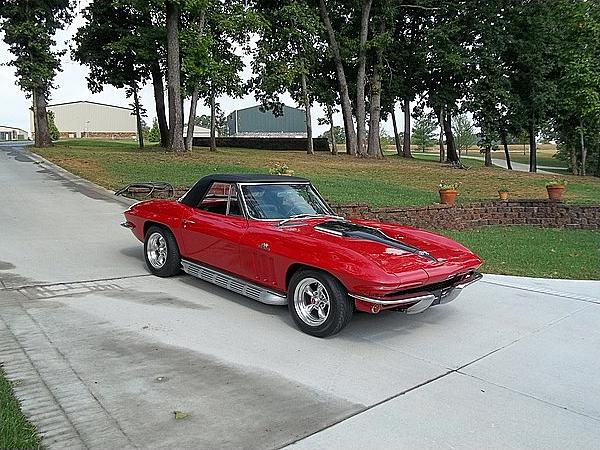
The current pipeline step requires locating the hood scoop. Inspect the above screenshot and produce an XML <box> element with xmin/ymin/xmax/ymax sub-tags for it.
<box><xmin>315</xmin><ymin>221</ymin><xmax>437</xmax><ymax>262</ymax></box>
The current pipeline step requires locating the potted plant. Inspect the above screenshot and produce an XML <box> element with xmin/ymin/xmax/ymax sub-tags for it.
<box><xmin>438</xmin><ymin>181</ymin><xmax>461</xmax><ymax>205</ymax></box>
<box><xmin>545</xmin><ymin>179</ymin><xmax>567</xmax><ymax>200</ymax></box>
<box><xmin>498</xmin><ymin>186</ymin><xmax>509</xmax><ymax>201</ymax></box>
<box><xmin>269</xmin><ymin>162</ymin><xmax>294</xmax><ymax>176</ymax></box>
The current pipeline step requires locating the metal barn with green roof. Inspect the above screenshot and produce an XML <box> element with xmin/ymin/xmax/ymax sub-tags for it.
<box><xmin>226</xmin><ymin>105</ymin><xmax>306</xmax><ymax>137</ymax></box>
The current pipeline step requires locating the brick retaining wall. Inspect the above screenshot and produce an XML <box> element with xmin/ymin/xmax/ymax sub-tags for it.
<box><xmin>331</xmin><ymin>200</ymin><xmax>600</xmax><ymax>230</ymax></box>
<box><xmin>120</xmin><ymin>187</ymin><xmax>599</xmax><ymax>230</ymax></box>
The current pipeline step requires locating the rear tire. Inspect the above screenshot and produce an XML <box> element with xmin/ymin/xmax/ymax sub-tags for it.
<box><xmin>144</xmin><ymin>225</ymin><xmax>181</xmax><ymax>277</ymax></box>
<box><xmin>288</xmin><ymin>269</ymin><xmax>353</xmax><ymax>337</ymax></box>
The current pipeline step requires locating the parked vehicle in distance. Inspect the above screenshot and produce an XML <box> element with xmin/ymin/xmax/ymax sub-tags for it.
<box><xmin>122</xmin><ymin>174</ymin><xmax>482</xmax><ymax>337</ymax></box>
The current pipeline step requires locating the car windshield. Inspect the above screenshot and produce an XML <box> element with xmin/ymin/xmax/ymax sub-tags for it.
<box><xmin>240</xmin><ymin>183</ymin><xmax>332</xmax><ymax>220</ymax></box>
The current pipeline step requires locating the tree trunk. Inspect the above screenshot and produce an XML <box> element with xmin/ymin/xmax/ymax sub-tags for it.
<box><xmin>391</xmin><ymin>105</ymin><xmax>401</xmax><ymax>155</ymax></box>
<box><xmin>367</xmin><ymin>30</ymin><xmax>383</xmax><ymax>159</ymax></box>
<box><xmin>402</xmin><ymin>97</ymin><xmax>412</xmax><ymax>158</ymax></box>
<box><xmin>443</xmin><ymin>111</ymin><xmax>460</xmax><ymax>163</ymax></box>
<box><xmin>438</xmin><ymin>107</ymin><xmax>445</xmax><ymax>162</ymax></box>
<box><xmin>355</xmin><ymin>0</ymin><xmax>374</xmax><ymax>157</ymax></box>
<box><xmin>184</xmin><ymin>10</ymin><xmax>206</xmax><ymax>152</ymax></box>
<box><xmin>132</xmin><ymin>86</ymin><xmax>144</xmax><ymax>149</ymax></box>
<box><xmin>528</xmin><ymin>121</ymin><xmax>537</xmax><ymax>173</ymax></box>
<box><xmin>327</xmin><ymin>104</ymin><xmax>337</xmax><ymax>155</ymax></box>
<box><xmin>570</xmin><ymin>147</ymin><xmax>577</xmax><ymax>175</ymax></box>
<box><xmin>33</xmin><ymin>86</ymin><xmax>52</xmax><ymax>148</ymax></box>
<box><xmin>209</xmin><ymin>88</ymin><xmax>217</xmax><ymax>152</ymax></box>
<box><xmin>32</xmin><ymin>91</ymin><xmax>40</xmax><ymax>147</ymax></box>
<box><xmin>500</xmin><ymin>128</ymin><xmax>512</xmax><ymax>170</ymax></box>
<box><xmin>166</xmin><ymin>1</ymin><xmax>184</xmax><ymax>152</ymax></box>
<box><xmin>150</xmin><ymin>62</ymin><xmax>169</xmax><ymax>148</ymax></box>
<box><xmin>301</xmin><ymin>73</ymin><xmax>314</xmax><ymax>155</ymax></box>
<box><xmin>318</xmin><ymin>0</ymin><xmax>357</xmax><ymax>156</ymax></box>
<box><xmin>580</xmin><ymin>119</ymin><xmax>586</xmax><ymax>176</ymax></box>
<box><xmin>185</xmin><ymin>88</ymin><xmax>199</xmax><ymax>151</ymax></box>
<box><xmin>484</xmin><ymin>145</ymin><xmax>492</xmax><ymax>167</ymax></box>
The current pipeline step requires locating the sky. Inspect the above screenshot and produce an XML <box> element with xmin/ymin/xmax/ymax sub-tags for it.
<box><xmin>0</xmin><ymin>2</ymin><xmax>402</xmax><ymax>137</ymax></box>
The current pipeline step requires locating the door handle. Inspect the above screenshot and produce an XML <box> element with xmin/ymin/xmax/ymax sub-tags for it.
<box><xmin>182</xmin><ymin>219</ymin><xmax>196</xmax><ymax>226</ymax></box>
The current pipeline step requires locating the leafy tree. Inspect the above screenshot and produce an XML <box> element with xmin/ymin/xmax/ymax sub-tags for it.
<box><xmin>381</xmin><ymin>1</ymin><xmax>431</xmax><ymax>158</ymax></box>
<box><xmin>73</xmin><ymin>1</ymin><xmax>169</xmax><ymax>148</ymax></box>
<box><xmin>183</xmin><ymin>0</ymin><xmax>252</xmax><ymax>151</ymax></box>
<box><xmin>423</xmin><ymin>0</ymin><xmax>474</xmax><ymax>165</ymax></box>
<box><xmin>0</xmin><ymin>0</ymin><xmax>72</xmax><ymax>147</ymax></box>
<box><xmin>452</xmin><ymin>114</ymin><xmax>476</xmax><ymax>155</ymax></box>
<box><xmin>252</xmin><ymin>0</ymin><xmax>324</xmax><ymax>154</ymax></box>
<box><xmin>552</xmin><ymin>0</ymin><xmax>600</xmax><ymax>176</ymax></box>
<box><xmin>147</xmin><ymin>118</ymin><xmax>161</xmax><ymax>142</ymax></box>
<box><xmin>411</xmin><ymin>113</ymin><xmax>437</xmax><ymax>153</ymax></box>
<box><xmin>316</xmin><ymin>0</ymin><xmax>359</xmax><ymax>155</ymax></box>
<box><xmin>318</xmin><ymin>126</ymin><xmax>345</xmax><ymax>146</ymax></box>
<box><xmin>47</xmin><ymin>111</ymin><xmax>60</xmax><ymax>141</ymax></box>
<box><xmin>503</xmin><ymin>0</ymin><xmax>560</xmax><ymax>172</ymax></box>
<box><xmin>467</xmin><ymin>0</ymin><xmax>515</xmax><ymax>169</ymax></box>
<box><xmin>194</xmin><ymin>115</ymin><xmax>211</xmax><ymax>128</ymax></box>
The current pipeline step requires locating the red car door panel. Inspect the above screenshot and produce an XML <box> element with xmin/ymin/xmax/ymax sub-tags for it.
<box><xmin>180</xmin><ymin>210</ymin><xmax>248</xmax><ymax>274</ymax></box>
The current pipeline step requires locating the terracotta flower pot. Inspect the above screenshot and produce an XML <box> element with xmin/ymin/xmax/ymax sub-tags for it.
<box><xmin>546</xmin><ymin>185</ymin><xmax>565</xmax><ymax>200</ymax></box>
<box><xmin>439</xmin><ymin>189</ymin><xmax>458</xmax><ymax>205</ymax></box>
<box><xmin>498</xmin><ymin>191</ymin><xmax>509</xmax><ymax>201</ymax></box>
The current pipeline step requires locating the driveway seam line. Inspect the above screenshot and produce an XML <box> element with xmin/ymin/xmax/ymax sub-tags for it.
<box><xmin>277</xmin><ymin>369</ymin><xmax>455</xmax><ymax>449</ymax></box>
<box><xmin>481</xmin><ymin>280</ymin><xmax>599</xmax><ymax>304</ymax></box>
<box><xmin>1</xmin><ymin>273</ymin><xmax>151</xmax><ymax>292</ymax></box>
<box><xmin>457</xmin><ymin>371</ymin><xmax>600</xmax><ymax>423</ymax></box>
<box><xmin>282</xmin><ymin>303</ymin><xmax>593</xmax><ymax>448</ymax></box>
<box><xmin>17</xmin><ymin>302</ymin><xmax>139</xmax><ymax>450</ymax></box>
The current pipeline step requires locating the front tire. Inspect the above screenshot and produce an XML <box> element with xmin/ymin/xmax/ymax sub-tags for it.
<box><xmin>288</xmin><ymin>269</ymin><xmax>353</xmax><ymax>337</ymax></box>
<box><xmin>144</xmin><ymin>225</ymin><xmax>181</xmax><ymax>277</ymax></box>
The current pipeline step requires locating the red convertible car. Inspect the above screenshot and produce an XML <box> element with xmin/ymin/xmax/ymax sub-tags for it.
<box><xmin>122</xmin><ymin>174</ymin><xmax>482</xmax><ymax>337</ymax></box>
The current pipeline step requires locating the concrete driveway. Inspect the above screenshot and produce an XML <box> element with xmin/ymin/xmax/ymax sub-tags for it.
<box><xmin>1</xmin><ymin>142</ymin><xmax>599</xmax><ymax>449</ymax></box>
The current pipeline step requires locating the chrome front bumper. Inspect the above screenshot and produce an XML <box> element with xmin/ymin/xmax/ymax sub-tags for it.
<box><xmin>350</xmin><ymin>271</ymin><xmax>483</xmax><ymax>314</ymax></box>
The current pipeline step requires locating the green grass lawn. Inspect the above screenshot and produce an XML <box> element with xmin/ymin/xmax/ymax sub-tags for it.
<box><xmin>441</xmin><ymin>226</ymin><xmax>600</xmax><ymax>280</ymax></box>
<box><xmin>35</xmin><ymin>140</ymin><xmax>600</xmax><ymax>207</ymax></box>
<box><xmin>0</xmin><ymin>369</ymin><xmax>41</xmax><ymax>449</ymax></box>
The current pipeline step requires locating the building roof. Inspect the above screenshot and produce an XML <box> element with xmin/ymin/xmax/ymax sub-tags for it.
<box><xmin>0</xmin><ymin>125</ymin><xmax>28</xmax><ymax>133</ymax></box>
<box><xmin>179</xmin><ymin>173</ymin><xmax>309</xmax><ymax>207</ymax></box>
<box><xmin>228</xmin><ymin>104</ymin><xmax>302</xmax><ymax>115</ymax></box>
<box><xmin>47</xmin><ymin>100</ymin><xmax>132</xmax><ymax>111</ymax></box>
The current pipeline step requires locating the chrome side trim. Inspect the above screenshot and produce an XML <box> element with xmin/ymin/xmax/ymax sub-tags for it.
<box><xmin>181</xmin><ymin>259</ymin><xmax>287</xmax><ymax>306</ymax></box>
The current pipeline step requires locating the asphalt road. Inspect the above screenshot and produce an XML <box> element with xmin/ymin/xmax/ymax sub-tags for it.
<box><xmin>1</xmin><ymin>141</ymin><xmax>599</xmax><ymax>449</ymax></box>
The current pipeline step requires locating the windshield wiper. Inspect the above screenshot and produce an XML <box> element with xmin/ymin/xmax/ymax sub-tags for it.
<box><xmin>277</xmin><ymin>213</ymin><xmax>345</xmax><ymax>227</ymax></box>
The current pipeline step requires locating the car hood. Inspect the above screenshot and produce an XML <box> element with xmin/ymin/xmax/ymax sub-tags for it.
<box><xmin>282</xmin><ymin>218</ymin><xmax>482</xmax><ymax>284</ymax></box>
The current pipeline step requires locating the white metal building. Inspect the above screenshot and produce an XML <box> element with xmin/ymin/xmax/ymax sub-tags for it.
<box><xmin>0</xmin><ymin>125</ymin><xmax>29</xmax><ymax>141</ymax></box>
<box><xmin>184</xmin><ymin>125</ymin><xmax>218</xmax><ymax>138</ymax></box>
<box><xmin>30</xmin><ymin>101</ymin><xmax>137</xmax><ymax>139</ymax></box>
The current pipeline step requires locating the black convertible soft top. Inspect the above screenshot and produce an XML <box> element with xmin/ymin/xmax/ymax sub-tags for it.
<box><xmin>179</xmin><ymin>173</ymin><xmax>310</xmax><ymax>207</ymax></box>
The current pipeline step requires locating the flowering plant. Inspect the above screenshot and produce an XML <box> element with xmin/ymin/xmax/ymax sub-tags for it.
<box><xmin>269</xmin><ymin>162</ymin><xmax>294</xmax><ymax>175</ymax></box>
<box><xmin>545</xmin><ymin>179</ymin><xmax>567</xmax><ymax>188</ymax></box>
<box><xmin>438</xmin><ymin>181</ymin><xmax>461</xmax><ymax>191</ymax></box>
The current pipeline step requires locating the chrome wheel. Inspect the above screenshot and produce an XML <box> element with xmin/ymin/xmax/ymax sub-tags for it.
<box><xmin>146</xmin><ymin>232</ymin><xmax>167</xmax><ymax>269</ymax></box>
<box><xmin>294</xmin><ymin>277</ymin><xmax>330</xmax><ymax>326</ymax></box>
